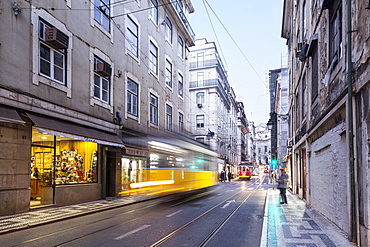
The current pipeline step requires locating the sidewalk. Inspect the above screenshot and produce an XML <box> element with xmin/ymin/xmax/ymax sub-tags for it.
<box><xmin>0</xmin><ymin>195</ymin><xmax>149</xmax><ymax>235</ymax></box>
<box><xmin>260</xmin><ymin>188</ymin><xmax>356</xmax><ymax>247</ymax></box>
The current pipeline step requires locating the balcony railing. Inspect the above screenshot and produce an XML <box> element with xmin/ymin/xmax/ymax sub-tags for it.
<box><xmin>190</xmin><ymin>59</ymin><xmax>228</xmax><ymax>81</ymax></box>
<box><xmin>172</xmin><ymin>1</ymin><xmax>195</xmax><ymax>42</ymax></box>
<box><xmin>189</xmin><ymin>79</ymin><xmax>230</xmax><ymax>105</ymax></box>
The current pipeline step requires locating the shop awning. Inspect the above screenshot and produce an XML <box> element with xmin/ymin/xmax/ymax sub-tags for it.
<box><xmin>0</xmin><ymin>105</ymin><xmax>25</xmax><ymax>124</ymax></box>
<box><xmin>26</xmin><ymin>113</ymin><xmax>124</xmax><ymax>148</ymax></box>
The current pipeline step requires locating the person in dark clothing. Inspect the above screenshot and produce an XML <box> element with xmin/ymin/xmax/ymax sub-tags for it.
<box><xmin>227</xmin><ymin>171</ymin><xmax>232</xmax><ymax>182</ymax></box>
<box><xmin>220</xmin><ymin>171</ymin><xmax>226</xmax><ymax>182</ymax></box>
<box><xmin>276</xmin><ymin>168</ymin><xmax>289</xmax><ymax>204</ymax></box>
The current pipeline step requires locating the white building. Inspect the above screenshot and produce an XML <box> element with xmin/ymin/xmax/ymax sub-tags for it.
<box><xmin>188</xmin><ymin>38</ymin><xmax>247</xmax><ymax>174</ymax></box>
<box><xmin>255</xmin><ymin>124</ymin><xmax>271</xmax><ymax>167</ymax></box>
<box><xmin>246</xmin><ymin>121</ymin><xmax>257</xmax><ymax>166</ymax></box>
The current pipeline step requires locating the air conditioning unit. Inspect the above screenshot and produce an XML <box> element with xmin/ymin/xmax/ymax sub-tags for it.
<box><xmin>197</xmin><ymin>103</ymin><xmax>203</xmax><ymax>108</ymax></box>
<box><xmin>45</xmin><ymin>27</ymin><xmax>69</xmax><ymax>49</ymax></box>
<box><xmin>96</xmin><ymin>62</ymin><xmax>112</xmax><ymax>77</ymax></box>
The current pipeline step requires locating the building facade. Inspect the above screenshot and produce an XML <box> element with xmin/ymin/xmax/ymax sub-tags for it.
<box><xmin>0</xmin><ymin>0</ymin><xmax>195</xmax><ymax>215</ymax></box>
<box><xmin>282</xmin><ymin>0</ymin><xmax>370</xmax><ymax>245</ymax></box>
<box><xmin>188</xmin><ymin>38</ymin><xmax>247</xmax><ymax>175</ymax></box>
<box><xmin>269</xmin><ymin>68</ymin><xmax>290</xmax><ymax>169</ymax></box>
<box><xmin>255</xmin><ymin>124</ymin><xmax>271</xmax><ymax>168</ymax></box>
<box><xmin>246</xmin><ymin>121</ymin><xmax>257</xmax><ymax>167</ymax></box>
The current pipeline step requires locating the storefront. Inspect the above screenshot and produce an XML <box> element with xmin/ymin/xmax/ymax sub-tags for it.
<box><xmin>27</xmin><ymin>113</ymin><xmax>124</xmax><ymax>207</ymax></box>
<box><xmin>120</xmin><ymin>148</ymin><xmax>148</xmax><ymax>192</ymax></box>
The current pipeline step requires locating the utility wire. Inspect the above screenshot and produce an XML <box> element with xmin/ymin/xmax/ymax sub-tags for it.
<box><xmin>201</xmin><ymin>0</ymin><xmax>228</xmax><ymax>71</ymax></box>
<box><xmin>203</xmin><ymin>0</ymin><xmax>268</xmax><ymax>90</ymax></box>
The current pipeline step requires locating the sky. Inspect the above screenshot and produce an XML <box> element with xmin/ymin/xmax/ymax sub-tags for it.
<box><xmin>189</xmin><ymin>0</ymin><xmax>287</xmax><ymax>125</ymax></box>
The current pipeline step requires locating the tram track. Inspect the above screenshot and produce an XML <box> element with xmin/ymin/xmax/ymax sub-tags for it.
<box><xmin>150</xmin><ymin>174</ymin><xmax>266</xmax><ymax>247</ymax></box>
<box><xmin>10</xmin><ymin>175</ymin><xmax>266</xmax><ymax>247</ymax></box>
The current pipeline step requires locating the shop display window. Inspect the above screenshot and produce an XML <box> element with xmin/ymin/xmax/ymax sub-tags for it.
<box><xmin>31</xmin><ymin>127</ymin><xmax>98</xmax><ymax>185</ymax></box>
<box><xmin>121</xmin><ymin>157</ymin><xmax>147</xmax><ymax>190</ymax></box>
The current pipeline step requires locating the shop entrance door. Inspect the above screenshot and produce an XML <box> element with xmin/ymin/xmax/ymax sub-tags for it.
<box><xmin>31</xmin><ymin>145</ymin><xmax>54</xmax><ymax>207</ymax></box>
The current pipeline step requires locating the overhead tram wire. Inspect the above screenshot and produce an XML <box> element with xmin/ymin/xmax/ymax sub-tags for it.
<box><xmin>201</xmin><ymin>0</ymin><xmax>228</xmax><ymax>72</ymax></box>
<box><xmin>203</xmin><ymin>0</ymin><xmax>269</xmax><ymax>90</ymax></box>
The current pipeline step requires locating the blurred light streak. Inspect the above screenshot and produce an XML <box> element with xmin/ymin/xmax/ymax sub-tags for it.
<box><xmin>130</xmin><ymin>180</ymin><xmax>175</xmax><ymax>188</ymax></box>
<box><xmin>148</xmin><ymin>141</ymin><xmax>184</xmax><ymax>154</ymax></box>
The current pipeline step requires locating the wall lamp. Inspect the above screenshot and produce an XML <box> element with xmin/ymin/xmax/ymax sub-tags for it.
<box><xmin>266</xmin><ymin>119</ymin><xmax>273</xmax><ymax>130</ymax></box>
<box><xmin>12</xmin><ymin>3</ymin><xmax>22</xmax><ymax>16</ymax></box>
<box><xmin>207</xmin><ymin>129</ymin><xmax>215</xmax><ymax>140</ymax></box>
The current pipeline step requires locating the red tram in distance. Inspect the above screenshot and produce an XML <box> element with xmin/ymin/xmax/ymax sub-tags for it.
<box><xmin>238</xmin><ymin>163</ymin><xmax>252</xmax><ymax>180</ymax></box>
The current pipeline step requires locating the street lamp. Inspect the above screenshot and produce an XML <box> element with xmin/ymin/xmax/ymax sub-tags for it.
<box><xmin>266</xmin><ymin>119</ymin><xmax>273</xmax><ymax>130</ymax></box>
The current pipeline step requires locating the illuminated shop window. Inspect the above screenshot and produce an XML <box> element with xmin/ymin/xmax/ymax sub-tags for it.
<box><xmin>31</xmin><ymin>127</ymin><xmax>98</xmax><ymax>185</ymax></box>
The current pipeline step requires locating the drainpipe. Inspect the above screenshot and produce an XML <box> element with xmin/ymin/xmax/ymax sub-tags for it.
<box><xmin>346</xmin><ymin>0</ymin><xmax>357</xmax><ymax>243</ymax></box>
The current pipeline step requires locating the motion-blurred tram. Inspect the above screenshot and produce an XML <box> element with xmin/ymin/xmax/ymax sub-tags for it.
<box><xmin>119</xmin><ymin>136</ymin><xmax>219</xmax><ymax>197</ymax></box>
<box><xmin>237</xmin><ymin>163</ymin><xmax>252</xmax><ymax>180</ymax></box>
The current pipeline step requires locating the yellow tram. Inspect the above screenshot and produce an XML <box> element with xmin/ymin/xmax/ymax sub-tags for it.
<box><xmin>119</xmin><ymin>136</ymin><xmax>219</xmax><ymax>197</ymax></box>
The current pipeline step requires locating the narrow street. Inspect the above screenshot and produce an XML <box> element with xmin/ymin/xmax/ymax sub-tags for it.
<box><xmin>2</xmin><ymin>177</ymin><xmax>266</xmax><ymax>247</ymax></box>
<box><xmin>0</xmin><ymin>175</ymin><xmax>353</xmax><ymax>247</ymax></box>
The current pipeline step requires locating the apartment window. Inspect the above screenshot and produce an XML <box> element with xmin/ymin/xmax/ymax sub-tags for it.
<box><xmin>39</xmin><ymin>19</ymin><xmax>68</xmax><ymax>85</ymax></box>
<box><xmin>197</xmin><ymin>72</ymin><xmax>204</xmax><ymax>87</ymax></box>
<box><xmin>149</xmin><ymin>0</ymin><xmax>158</xmax><ymax>24</ymax></box>
<box><xmin>149</xmin><ymin>41</ymin><xmax>158</xmax><ymax>75</ymax></box>
<box><xmin>93</xmin><ymin>57</ymin><xmax>111</xmax><ymax>103</ymax></box>
<box><xmin>197</xmin><ymin>52</ymin><xmax>204</xmax><ymax>67</ymax></box>
<box><xmin>165</xmin><ymin>17</ymin><xmax>173</xmax><ymax>43</ymax></box>
<box><xmin>178</xmin><ymin>73</ymin><xmax>183</xmax><ymax>97</ymax></box>
<box><xmin>311</xmin><ymin>45</ymin><xmax>319</xmax><ymax>101</ymax></box>
<box><xmin>195</xmin><ymin>137</ymin><xmax>205</xmax><ymax>143</ymax></box>
<box><xmin>196</xmin><ymin>115</ymin><xmax>205</xmax><ymax>128</ymax></box>
<box><xmin>178</xmin><ymin>36</ymin><xmax>184</xmax><ymax>58</ymax></box>
<box><xmin>127</xmin><ymin>79</ymin><xmax>138</xmax><ymax>116</ymax></box>
<box><xmin>295</xmin><ymin>91</ymin><xmax>300</xmax><ymax>129</ymax></box>
<box><xmin>150</xmin><ymin>94</ymin><xmax>158</xmax><ymax>125</ymax></box>
<box><xmin>196</xmin><ymin>92</ymin><xmax>205</xmax><ymax>105</ymax></box>
<box><xmin>302</xmin><ymin>0</ymin><xmax>306</xmax><ymax>40</ymax></box>
<box><xmin>302</xmin><ymin>74</ymin><xmax>307</xmax><ymax>118</ymax></box>
<box><xmin>165</xmin><ymin>59</ymin><xmax>172</xmax><ymax>87</ymax></box>
<box><xmin>94</xmin><ymin>0</ymin><xmax>110</xmax><ymax>31</ymax></box>
<box><xmin>126</xmin><ymin>16</ymin><xmax>139</xmax><ymax>57</ymax></box>
<box><xmin>179</xmin><ymin>112</ymin><xmax>184</xmax><ymax>133</ymax></box>
<box><xmin>166</xmin><ymin>104</ymin><xmax>172</xmax><ymax>131</ymax></box>
<box><xmin>329</xmin><ymin>0</ymin><xmax>342</xmax><ymax>66</ymax></box>
<box><xmin>196</xmin><ymin>137</ymin><xmax>205</xmax><ymax>144</ymax></box>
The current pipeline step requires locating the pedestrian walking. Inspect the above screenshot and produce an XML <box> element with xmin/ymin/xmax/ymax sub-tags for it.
<box><xmin>227</xmin><ymin>171</ymin><xmax>232</xmax><ymax>182</ymax></box>
<box><xmin>220</xmin><ymin>171</ymin><xmax>226</xmax><ymax>182</ymax></box>
<box><xmin>276</xmin><ymin>168</ymin><xmax>289</xmax><ymax>204</ymax></box>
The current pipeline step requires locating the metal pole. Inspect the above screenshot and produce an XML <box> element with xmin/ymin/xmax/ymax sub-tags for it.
<box><xmin>346</xmin><ymin>0</ymin><xmax>357</xmax><ymax>242</ymax></box>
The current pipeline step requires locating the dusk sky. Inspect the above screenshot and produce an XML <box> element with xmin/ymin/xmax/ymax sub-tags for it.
<box><xmin>190</xmin><ymin>0</ymin><xmax>287</xmax><ymax>125</ymax></box>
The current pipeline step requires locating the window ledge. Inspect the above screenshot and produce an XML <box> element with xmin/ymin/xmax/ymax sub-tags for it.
<box><xmin>34</xmin><ymin>75</ymin><xmax>72</xmax><ymax>98</ymax></box>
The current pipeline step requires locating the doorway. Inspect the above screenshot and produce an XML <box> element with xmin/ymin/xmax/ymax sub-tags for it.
<box><xmin>30</xmin><ymin>145</ymin><xmax>54</xmax><ymax>207</ymax></box>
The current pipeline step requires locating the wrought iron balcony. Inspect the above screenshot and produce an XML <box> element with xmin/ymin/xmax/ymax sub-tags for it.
<box><xmin>172</xmin><ymin>1</ymin><xmax>195</xmax><ymax>42</ymax></box>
